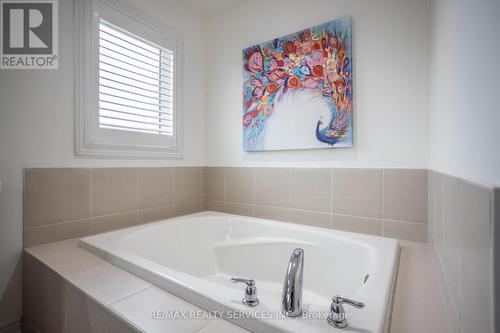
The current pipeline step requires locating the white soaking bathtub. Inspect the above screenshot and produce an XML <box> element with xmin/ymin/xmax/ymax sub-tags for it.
<box><xmin>79</xmin><ymin>212</ymin><xmax>398</xmax><ymax>333</ymax></box>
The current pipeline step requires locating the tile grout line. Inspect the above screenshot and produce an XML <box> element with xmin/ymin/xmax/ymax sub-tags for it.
<box><xmin>382</xmin><ymin>169</ymin><xmax>385</xmax><ymax>237</ymax></box>
<box><xmin>223</xmin><ymin>167</ymin><xmax>226</xmax><ymax>212</ymax></box>
<box><xmin>108</xmin><ymin>284</ymin><xmax>154</xmax><ymax>306</ymax></box>
<box><xmin>135</xmin><ymin>167</ymin><xmax>139</xmax><ymax>225</ymax></box>
<box><xmin>288</xmin><ymin>168</ymin><xmax>291</xmax><ymax>219</ymax></box>
<box><xmin>107</xmin><ymin>280</ymin><xmax>155</xmax><ymax>306</ymax></box>
<box><xmin>331</xmin><ymin>168</ymin><xmax>334</xmax><ymax>229</ymax></box>
<box><xmin>252</xmin><ymin>167</ymin><xmax>255</xmax><ymax>216</ymax></box>
<box><xmin>90</xmin><ymin>168</ymin><xmax>94</xmax><ymax>234</ymax></box>
<box><xmin>172</xmin><ymin>167</ymin><xmax>176</xmax><ymax>210</ymax></box>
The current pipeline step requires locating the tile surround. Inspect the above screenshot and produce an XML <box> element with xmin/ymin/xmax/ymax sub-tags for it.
<box><xmin>23</xmin><ymin>236</ymin><xmax>447</xmax><ymax>333</ymax></box>
<box><xmin>224</xmin><ymin>167</ymin><xmax>254</xmax><ymax>203</ymax></box>
<box><xmin>254</xmin><ymin>167</ymin><xmax>289</xmax><ymax>208</ymax></box>
<box><xmin>24</xmin><ymin>168</ymin><xmax>91</xmax><ymax>228</ymax></box>
<box><xmin>333</xmin><ymin>214</ymin><xmax>382</xmax><ymax>236</ymax></box>
<box><xmin>205</xmin><ymin>167</ymin><xmax>224</xmax><ymax>201</ymax></box>
<box><xmin>333</xmin><ymin>168</ymin><xmax>382</xmax><ymax>218</ymax></box>
<box><xmin>173</xmin><ymin>167</ymin><xmax>202</xmax><ymax>203</ymax></box>
<box><xmin>383</xmin><ymin>169</ymin><xmax>428</xmax><ymax>223</ymax></box>
<box><xmin>23</xmin><ymin>167</ymin><xmax>205</xmax><ymax>247</ymax></box>
<box><xmin>138</xmin><ymin>167</ymin><xmax>173</xmax><ymax>208</ymax></box>
<box><xmin>24</xmin><ymin>167</ymin><xmax>431</xmax><ymax>246</ymax></box>
<box><xmin>92</xmin><ymin>168</ymin><xmax>138</xmax><ymax>216</ymax></box>
<box><xmin>21</xmin><ymin>167</ymin><xmax>498</xmax><ymax>333</ymax></box>
<box><xmin>290</xmin><ymin>168</ymin><xmax>331</xmax><ymax>212</ymax></box>
<box><xmin>204</xmin><ymin>167</ymin><xmax>429</xmax><ymax>242</ymax></box>
<box><xmin>428</xmin><ymin>170</ymin><xmax>496</xmax><ymax>333</ymax></box>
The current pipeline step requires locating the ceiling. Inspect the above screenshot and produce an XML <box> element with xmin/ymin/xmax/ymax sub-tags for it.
<box><xmin>181</xmin><ymin>0</ymin><xmax>245</xmax><ymax>15</ymax></box>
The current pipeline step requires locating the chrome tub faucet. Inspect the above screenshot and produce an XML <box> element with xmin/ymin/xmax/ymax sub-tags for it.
<box><xmin>281</xmin><ymin>248</ymin><xmax>304</xmax><ymax>317</ymax></box>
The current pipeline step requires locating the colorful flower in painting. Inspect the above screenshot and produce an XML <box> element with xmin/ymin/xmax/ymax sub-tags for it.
<box><xmin>242</xmin><ymin>16</ymin><xmax>353</xmax><ymax>151</ymax></box>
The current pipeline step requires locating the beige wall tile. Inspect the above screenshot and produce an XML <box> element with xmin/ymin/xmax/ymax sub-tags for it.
<box><xmin>383</xmin><ymin>169</ymin><xmax>428</xmax><ymax>223</ymax></box>
<box><xmin>224</xmin><ymin>202</ymin><xmax>254</xmax><ymax>216</ymax></box>
<box><xmin>23</xmin><ymin>254</ymin><xmax>44</xmax><ymax>330</ymax></box>
<box><xmin>92</xmin><ymin>168</ymin><xmax>138</xmax><ymax>216</ymax></box>
<box><xmin>333</xmin><ymin>168</ymin><xmax>382</xmax><ymax>218</ymax></box>
<box><xmin>110</xmin><ymin>286</ymin><xmax>210</xmax><ymax>333</ymax></box>
<box><xmin>22</xmin><ymin>319</ymin><xmax>40</xmax><ymax>333</ymax></box>
<box><xmin>398</xmin><ymin>242</ymin><xmax>433</xmax><ymax>269</ymax></box>
<box><xmin>43</xmin><ymin>265</ymin><xmax>67</xmax><ymax>333</ymax></box>
<box><xmin>173</xmin><ymin>167</ymin><xmax>201</xmax><ymax>203</ymax></box>
<box><xmin>225</xmin><ymin>167</ymin><xmax>254</xmax><ymax>203</ymax></box>
<box><xmin>107</xmin><ymin>313</ymin><xmax>140</xmax><ymax>333</ymax></box>
<box><xmin>383</xmin><ymin>220</ymin><xmax>427</xmax><ymax>242</ymax></box>
<box><xmin>24</xmin><ymin>219</ymin><xmax>91</xmax><ymax>248</ymax></box>
<box><xmin>173</xmin><ymin>200</ymin><xmax>203</xmax><ymax>216</ymax></box>
<box><xmin>206</xmin><ymin>167</ymin><xmax>224</xmax><ymax>200</ymax></box>
<box><xmin>27</xmin><ymin>238</ymin><xmax>79</xmax><ymax>259</ymax></box>
<box><xmin>200</xmin><ymin>167</ymin><xmax>207</xmax><ymax>199</ymax></box>
<box><xmin>395</xmin><ymin>263</ymin><xmax>443</xmax><ymax>304</ymax></box>
<box><xmin>333</xmin><ymin>214</ymin><xmax>382</xmax><ymax>236</ymax></box>
<box><xmin>74</xmin><ymin>265</ymin><xmax>151</xmax><ymax>305</ymax></box>
<box><xmin>253</xmin><ymin>205</ymin><xmax>289</xmax><ymax>222</ymax></box>
<box><xmin>138</xmin><ymin>206</ymin><xmax>173</xmax><ymax>224</ymax></box>
<box><xmin>66</xmin><ymin>284</ymin><xmax>106</xmax><ymax>333</ymax></box>
<box><xmin>138</xmin><ymin>168</ymin><xmax>173</xmax><ymax>209</ymax></box>
<box><xmin>289</xmin><ymin>209</ymin><xmax>331</xmax><ymax>229</ymax></box>
<box><xmin>24</xmin><ymin>253</ymin><xmax>66</xmax><ymax>333</ymax></box>
<box><xmin>254</xmin><ymin>168</ymin><xmax>289</xmax><ymax>208</ymax></box>
<box><xmin>390</xmin><ymin>295</ymin><xmax>449</xmax><ymax>333</ymax></box>
<box><xmin>24</xmin><ymin>168</ymin><xmax>91</xmax><ymax>227</ymax></box>
<box><xmin>458</xmin><ymin>180</ymin><xmax>493</xmax><ymax>333</ymax></box>
<box><xmin>290</xmin><ymin>168</ymin><xmax>331</xmax><ymax>212</ymax></box>
<box><xmin>91</xmin><ymin>212</ymin><xmax>138</xmax><ymax>235</ymax></box>
<box><xmin>197</xmin><ymin>319</ymin><xmax>251</xmax><ymax>333</ymax></box>
<box><xmin>206</xmin><ymin>199</ymin><xmax>224</xmax><ymax>212</ymax></box>
<box><xmin>42</xmin><ymin>248</ymin><xmax>109</xmax><ymax>278</ymax></box>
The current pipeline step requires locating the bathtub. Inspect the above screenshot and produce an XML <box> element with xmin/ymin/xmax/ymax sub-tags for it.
<box><xmin>79</xmin><ymin>212</ymin><xmax>398</xmax><ymax>333</ymax></box>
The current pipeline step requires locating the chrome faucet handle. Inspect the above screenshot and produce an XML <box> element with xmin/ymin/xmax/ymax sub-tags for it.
<box><xmin>327</xmin><ymin>295</ymin><xmax>365</xmax><ymax>329</ymax></box>
<box><xmin>231</xmin><ymin>277</ymin><xmax>259</xmax><ymax>307</ymax></box>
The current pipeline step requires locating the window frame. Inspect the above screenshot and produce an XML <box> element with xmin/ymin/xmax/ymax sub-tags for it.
<box><xmin>74</xmin><ymin>0</ymin><xmax>183</xmax><ymax>158</ymax></box>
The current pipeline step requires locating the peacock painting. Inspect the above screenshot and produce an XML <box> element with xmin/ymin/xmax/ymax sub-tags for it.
<box><xmin>242</xmin><ymin>15</ymin><xmax>353</xmax><ymax>151</ymax></box>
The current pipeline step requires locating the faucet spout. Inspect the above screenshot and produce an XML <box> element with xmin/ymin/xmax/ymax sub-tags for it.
<box><xmin>281</xmin><ymin>248</ymin><xmax>304</xmax><ymax>317</ymax></box>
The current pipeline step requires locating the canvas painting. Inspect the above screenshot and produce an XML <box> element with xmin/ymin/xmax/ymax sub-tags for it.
<box><xmin>242</xmin><ymin>16</ymin><xmax>353</xmax><ymax>151</ymax></box>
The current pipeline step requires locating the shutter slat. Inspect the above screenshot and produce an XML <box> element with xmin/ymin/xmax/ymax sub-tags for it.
<box><xmin>99</xmin><ymin>68</ymin><xmax>171</xmax><ymax>91</ymax></box>
<box><xmin>99</xmin><ymin>99</ymin><xmax>173</xmax><ymax>115</ymax></box>
<box><xmin>100</xmin><ymin>74</ymin><xmax>172</xmax><ymax>96</ymax></box>
<box><xmin>100</xmin><ymin>83</ymin><xmax>172</xmax><ymax>102</ymax></box>
<box><xmin>98</xmin><ymin>20</ymin><xmax>174</xmax><ymax>136</ymax></box>
<box><xmin>99</xmin><ymin>92</ymin><xmax>171</xmax><ymax>108</ymax></box>
<box><xmin>100</xmin><ymin>114</ymin><xmax>172</xmax><ymax>128</ymax></box>
<box><xmin>99</xmin><ymin>107</ymin><xmax>173</xmax><ymax>121</ymax></box>
<box><xmin>100</xmin><ymin>60</ymin><xmax>172</xmax><ymax>84</ymax></box>
<box><xmin>99</xmin><ymin>25</ymin><xmax>173</xmax><ymax>59</ymax></box>
<box><xmin>99</xmin><ymin>46</ymin><xmax>173</xmax><ymax>75</ymax></box>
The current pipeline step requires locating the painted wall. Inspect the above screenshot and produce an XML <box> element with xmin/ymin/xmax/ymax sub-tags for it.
<box><xmin>429</xmin><ymin>0</ymin><xmax>500</xmax><ymax>186</ymax></box>
<box><xmin>0</xmin><ymin>0</ymin><xmax>207</xmax><ymax>327</ymax></box>
<box><xmin>205</xmin><ymin>0</ymin><xmax>431</xmax><ymax>168</ymax></box>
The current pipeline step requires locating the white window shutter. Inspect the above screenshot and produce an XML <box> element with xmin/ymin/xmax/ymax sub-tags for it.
<box><xmin>98</xmin><ymin>20</ymin><xmax>174</xmax><ymax>136</ymax></box>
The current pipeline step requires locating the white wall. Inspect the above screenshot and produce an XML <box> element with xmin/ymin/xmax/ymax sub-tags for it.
<box><xmin>429</xmin><ymin>0</ymin><xmax>500</xmax><ymax>187</ymax></box>
<box><xmin>205</xmin><ymin>0</ymin><xmax>431</xmax><ymax>168</ymax></box>
<box><xmin>0</xmin><ymin>0</ymin><xmax>206</xmax><ymax>326</ymax></box>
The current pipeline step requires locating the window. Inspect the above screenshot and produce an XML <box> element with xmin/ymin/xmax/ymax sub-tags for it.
<box><xmin>75</xmin><ymin>0</ymin><xmax>182</xmax><ymax>158</ymax></box>
<box><xmin>98</xmin><ymin>21</ymin><xmax>174</xmax><ymax>136</ymax></box>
